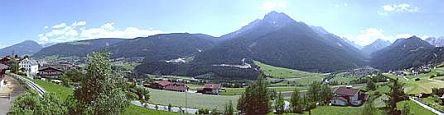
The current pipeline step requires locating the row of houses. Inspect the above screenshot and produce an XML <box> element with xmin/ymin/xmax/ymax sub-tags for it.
<box><xmin>0</xmin><ymin>56</ymin><xmax>79</xmax><ymax>79</ymax></box>
<box><xmin>145</xmin><ymin>80</ymin><xmax>222</xmax><ymax>95</ymax></box>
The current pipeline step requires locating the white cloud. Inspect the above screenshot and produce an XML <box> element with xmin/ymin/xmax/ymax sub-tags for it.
<box><xmin>378</xmin><ymin>3</ymin><xmax>419</xmax><ymax>15</ymax></box>
<box><xmin>38</xmin><ymin>21</ymin><xmax>163</xmax><ymax>44</ymax></box>
<box><xmin>261</xmin><ymin>0</ymin><xmax>287</xmax><ymax>11</ymax></box>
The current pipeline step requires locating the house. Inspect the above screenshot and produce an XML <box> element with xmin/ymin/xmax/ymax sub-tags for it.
<box><xmin>197</xmin><ymin>84</ymin><xmax>222</xmax><ymax>95</ymax></box>
<box><xmin>0</xmin><ymin>57</ymin><xmax>10</xmax><ymax>65</ymax></box>
<box><xmin>147</xmin><ymin>80</ymin><xmax>188</xmax><ymax>92</ymax></box>
<box><xmin>19</xmin><ymin>58</ymin><xmax>39</xmax><ymax>76</ymax></box>
<box><xmin>330</xmin><ymin>86</ymin><xmax>366</xmax><ymax>106</ymax></box>
<box><xmin>0</xmin><ymin>63</ymin><xmax>8</xmax><ymax>88</ymax></box>
<box><xmin>38</xmin><ymin>66</ymin><xmax>64</xmax><ymax>79</ymax></box>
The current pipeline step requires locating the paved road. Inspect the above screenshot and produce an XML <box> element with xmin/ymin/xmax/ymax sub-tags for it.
<box><xmin>8</xmin><ymin>73</ymin><xmax>45</xmax><ymax>97</ymax></box>
<box><xmin>410</xmin><ymin>97</ymin><xmax>444</xmax><ymax>115</ymax></box>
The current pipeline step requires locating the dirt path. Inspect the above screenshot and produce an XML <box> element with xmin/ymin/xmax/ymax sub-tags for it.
<box><xmin>0</xmin><ymin>75</ymin><xmax>25</xmax><ymax>114</ymax></box>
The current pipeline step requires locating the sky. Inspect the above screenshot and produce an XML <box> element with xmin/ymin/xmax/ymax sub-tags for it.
<box><xmin>1</xmin><ymin>0</ymin><xmax>443</xmax><ymax>48</ymax></box>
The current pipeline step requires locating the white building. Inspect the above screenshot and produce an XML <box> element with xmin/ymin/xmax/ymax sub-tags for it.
<box><xmin>19</xmin><ymin>58</ymin><xmax>39</xmax><ymax>76</ymax></box>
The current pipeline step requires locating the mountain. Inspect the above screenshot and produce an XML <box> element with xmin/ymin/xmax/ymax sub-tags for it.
<box><xmin>426</xmin><ymin>37</ymin><xmax>444</xmax><ymax>47</ymax></box>
<box><xmin>0</xmin><ymin>40</ymin><xmax>43</xmax><ymax>56</ymax></box>
<box><xmin>361</xmin><ymin>39</ymin><xmax>391</xmax><ymax>57</ymax></box>
<box><xmin>199</xmin><ymin>11</ymin><xmax>364</xmax><ymax>72</ymax></box>
<box><xmin>109</xmin><ymin>33</ymin><xmax>217</xmax><ymax>60</ymax></box>
<box><xmin>33</xmin><ymin>38</ymin><xmax>125</xmax><ymax>58</ymax></box>
<box><xmin>136</xmin><ymin>11</ymin><xmax>367</xmax><ymax>79</ymax></box>
<box><xmin>370</xmin><ymin>36</ymin><xmax>443</xmax><ymax>71</ymax></box>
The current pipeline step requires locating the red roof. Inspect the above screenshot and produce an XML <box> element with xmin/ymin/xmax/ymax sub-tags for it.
<box><xmin>203</xmin><ymin>84</ymin><xmax>222</xmax><ymax>89</ymax></box>
<box><xmin>155</xmin><ymin>80</ymin><xmax>172</xmax><ymax>87</ymax></box>
<box><xmin>334</xmin><ymin>87</ymin><xmax>359</xmax><ymax>96</ymax></box>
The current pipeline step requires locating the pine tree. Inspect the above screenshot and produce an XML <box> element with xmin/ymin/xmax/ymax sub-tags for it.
<box><xmin>238</xmin><ymin>73</ymin><xmax>271</xmax><ymax>114</ymax></box>
<box><xmin>385</xmin><ymin>78</ymin><xmax>405</xmax><ymax>115</ymax></box>
<box><xmin>367</xmin><ymin>78</ymin><xmax>376</xmax><ymax>91</ymax></box>
<box><xmin>290</xmin><ymin>88</ymin><xmax>303</xmax><ymax>113</ymax></box>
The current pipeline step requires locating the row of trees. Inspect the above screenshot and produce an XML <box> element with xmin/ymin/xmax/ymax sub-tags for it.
<box><xmin>236</xmin><ymin>72</ymin><xmax>333</xmax><ymax>115</ymax></box>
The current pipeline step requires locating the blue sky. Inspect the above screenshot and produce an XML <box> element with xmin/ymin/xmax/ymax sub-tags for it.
<box><xmin>1</xmin><ymin>0</ymin><xmax>443</xmax><ymax>48</ymax></box>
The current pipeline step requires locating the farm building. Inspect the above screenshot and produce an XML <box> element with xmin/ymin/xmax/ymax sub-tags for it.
<box><xmin>197</xmin><ymin>84</ymin><xmax>222</xmax><ymax>95</ymax></box>
<box><xmin>148</xmin><ymin>80</ymin><xmax>188</xmax><ymax>92</ymax></box>
<box><xmin>38</xmin><ymin>66</ymin><xmax>64</xmax><ymax>79</ymax></box>
<box><xmin>330</xmin><ymin>86</ymin><xmax>366</xmax><ymax>106</ymax></box>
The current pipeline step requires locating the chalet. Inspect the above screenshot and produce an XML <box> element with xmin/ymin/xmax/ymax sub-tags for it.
<box><xmin>330</xmin><ymin>86</ymin><xmax>366</xmax><ymax>106</ymax></box>
<box><xmin>19</xmin><ymin>57</ymin><xmax>39</xmax><ymax>76</ymax></box>
<box><xmin>38</xmin><ymin>67</ymin><xmax>64</xmax><ymax>79</ymax></box>
<box><xmin>197</xmin><ymin>84</ymin><xmax>222</xmax><ymax>95</ymax></box>
<box><xmin>148</xmin><ymin>80</ymin><xmax>188</xmax><ymax>92</ymax></box>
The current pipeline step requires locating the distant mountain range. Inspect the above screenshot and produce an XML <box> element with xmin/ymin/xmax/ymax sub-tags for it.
<box><xmin>33</xmin><ymin>38</ymin><xmax>125</xmax><ymax>57</ymax></box>
<box><xmin>0</xmin><ymin>11</ymin><xmax>436</xmax><ymax>79</ymax></box>
<box><xmin>426</xmin><ymin>37</ymin><xmax>444</xmax><ymax>47</ymax></box>
<box><xmin>370</xmin><ymin>36</ymin><xmax>444</xmax><ymax>71</ymax></box>
<box><xmin>0</xmin><ymin>40</ymin><xmax>42</xmax><ymax>57</ymax></box>
<box><xmin>361</xmin><ymin>39</ymin><xmax>391</xmax><ymax>57</ymax></box>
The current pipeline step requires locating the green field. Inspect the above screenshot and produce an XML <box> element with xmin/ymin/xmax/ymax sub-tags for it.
<box><xmin>383</xmin><ymin>68</ymin><xmax>444</xmax><ymax>95</ymax></box>
<box><xmin>148</xmin><ymin>88</ymin><xmax>239</xmax><ymax>111</ymax></box>
<box><xmin>123</xmin><ymin>105</ymin><xmax>184</xmax><ymax>115</ymax></box>
<box><xmin>255</xmin><ymin>61</ymin><xmax>324</xmax><ymax>79</ymax></box>
<box><xmin>33</xmin><ymin>79</ymin><xmax>178</xmax><ymax>115</ymax></box>
<box><xmin>397</xmin><ymin>100</ymin><xmax>436</xmax><ymax>115</ymax></box>
<box><xmin>422</xmin><ymin>96</ymin><xmax>444</xmax><ymax>111</ymax></box>
<box><xmin>34</xmin><ymin>79</ymin><xmax>73</xmax><ymax>100</ymax></box>
<box><xmin>220</xmin><ymin>86</ymin><xmax>307</xmax><ymax>96</ymax></box>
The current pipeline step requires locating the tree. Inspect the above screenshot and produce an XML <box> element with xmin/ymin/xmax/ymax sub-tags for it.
<box><xmin>367</xmin><ymin>78</ymin><xmax>376</xmax><ymax>91</ymax></box>
<box><xmin>37</xmin><ymin>93</ymin><xmax>67</xmax><ymax>114</ymax></box>
<box><xmin>320</xmin><ymin>84</ymin><xmax>333</xmax><ymax>105</ymax></box>
<box><xmin>307</xmin><ymin>81</ymin><xmax>322</xmax><ymax>103</ymax></box>
<box><xmin>134</xmin><ymin>86</ymin><xmax>150</xmax><ymax>107</ymax></box>
<box><xmin>223</xmin><ymin>101</ymin><xmax>234</xmax><ymax>115</ymax></box>
<box><xmin>401</xmin><ymin>103</ymin><xmax>411</xmax><ymax>115</ymax></box>
<box><xmin>10</xmin><ymin>92</ymin><xmax>41</xmax><ymax>114</ymax></box>
<box><xmin>73</xmin><ymin>51</ymin><xmax>130</xmax><ymax>114</ymax></box>
<box><xmin>275</xmin><ymin>92</ymin><xmax>285</xmax><ymax>114</ymax></box>
<box><xmin>10</xmin><ymin>92</ymin><xmax>67</xmax><ymax>115</ymax></box>
<box><xmin>9</xmin><ymin>57</ymin><xmax>19</xmax><ymax>74</ymax></box>
<box><xmin>303</xmin><ymin>94</ymin><xmax>316</xmax><ymax>115</ymax></box>
<box><xmin>60</xmin><ymin>69</ymin><xmax>85</xmax><ymax>87</ymax></box>
<box><xmin>361</xmin><ymin>98</ymin><xmax>376</xmax><ymax>115</ymax></box>
<box><xmin>385</xmin><ymin>78</ymin><xmax>406</xmax><ymax>115</ymax></box>
<box><xmin>238</xmin><ymin>73</ymin><xmax>271</xmax><ymax>114</ymax></box>
<box><xmin>290</xmin><ymin>88</ymin><xmax>303</xmax><ymax>113</ymax></box>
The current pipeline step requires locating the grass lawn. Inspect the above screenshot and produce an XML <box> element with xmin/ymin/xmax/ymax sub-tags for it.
<box><xmin>33</xmin><ymin>79</ymin><xmax>73</xmax><ymax>100</ymax></box>
<box><xmin>148</xmin><ymin>88</ymin><xmax>239</xmax><ymax>111</ymax></box>
<box><xmin>220</xmin><ymin>86</ymin><xmax>307</xmax><ymax>96</ymax></box>
<box><xmin>422</xmin><ymin>97</ymin><xmax>444</xmax><ymax>111</ymax></box>
<box><xmin>123</xmin><ymin>105</ymin><xmax>184</xmax><ymax>115</ymax></box>
<box><xmin>255</xmin><ymin>61</ymin><xmax>324</xmax><ymax>79</ymax></box>
<box><xmin>397</xmin><ymin>100</ymin><xmax>436</xmax><ymax>115</ymax></box>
